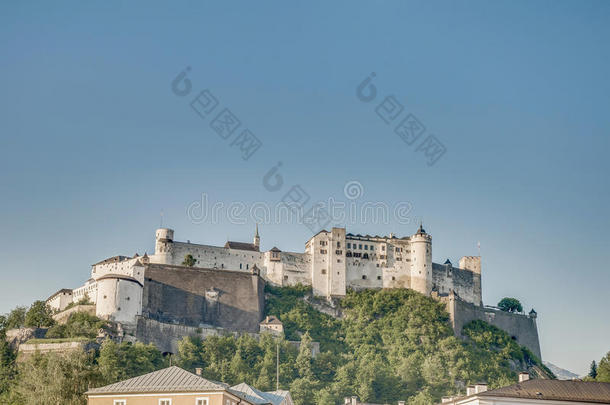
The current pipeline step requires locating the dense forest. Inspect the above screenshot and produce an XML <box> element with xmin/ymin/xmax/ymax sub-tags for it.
<box><xmin>1</xmin><ymin>286</ymin><xmax>599</xmax><ymax>405</ymax></box>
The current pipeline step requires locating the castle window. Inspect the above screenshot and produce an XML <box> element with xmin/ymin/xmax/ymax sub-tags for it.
<box><xmin>382</xmin><ymin>246</ymin><xmax>385</xmax><ymax>251</ymax></box>
<box><xmin>347</xmin><ymin>243</ymin><xmax>351</xmax><ymax>248</ymax></box>
<box><xmin>337</xmin><ymin>242</ymin><xmax>341</xmax><ymax>248</ymax></box>
<box><xmin>321</xmin><ymin>269</ymin><xmax>326</xmax><ymax>274</ymax></box>
<box><xmin>376</xmin><ymin>264</ymin><xmax>379</xmax><ymax>267</ymax></box>
<box><xmin>126</xmin><ymin>297</ymin><xmax>130</xmax><ymax>301</ymax></box>
<box><xmin>335</xmin><ymin>250</ymin><xmax>342</xmax><ymax>255</ymax></box>
<box><xmin>377</xmin><ymin>276</ymin><xmax>381</xmax><ymax>280</ymax></box>
<box><xmin>246</xmin><ymin>264</ymin><xmax>249</xmax><ymax>269</ymax></box>
<box><xmin>358</xmin><ymin>244</ymin><xmax>362</xmax><ymax>249</ymax></box>
<box><xmin>240</xmin><ymin>263</ymin><xmax>242</xmax><ymax>269</ymax></box>
<box><xmin>284</xmin><ymin>276</ymin><xmax>288</xmax><ymax>280</ymax></box>
<box><xmin>337</xmin><ymin>259</ymin><xmax>341</xmax><ymax>263</ymax></box>
<box><xmin>362</xmin><ymin>275</ymin><xmax>367</xmax><ymax>280</ymax></box>
<box><xmin>392</xmin><ymin>276</ymin><xmax>395</xmax><ymax>280</ymax></box>
<box><xmin>370</xmin><ymin>245</ymin><xmax>374</xmax><ymax>250</ymax></box>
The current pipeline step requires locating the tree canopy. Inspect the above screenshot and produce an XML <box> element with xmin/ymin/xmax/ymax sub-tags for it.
<box><xmin>497</xmin><ymin>297</ymin><xmax>523</xmax><ymax>313</ymax></box>
<box><xmin>182</xmin><ymin>254</ymin><xmax>196</xmax><ymax>267</ymax></box>
<box><xmin>24</xmin><ymin>301</ymin><xmax>55</xmax><ymax>328</ymax></box>
<box><xmin>0</xmin><ymin>288</ymin><xmax>553</xmax><ymax>404</ymax></box>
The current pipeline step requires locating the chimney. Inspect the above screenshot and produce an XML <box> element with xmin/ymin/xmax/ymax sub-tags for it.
<box><xmin>475</xmin><ymin>383</ymin><xmax>488</xmax><ymax>393</ymax></box>
<box><xmin>195</xmin><ymin>367</ymin><xmax>202</xmax><ymax>376</ymax></box>
<box><xmin>519</xmin><ymin>372</ymin><xmax>530</xmax><ymax>382</ymax></box>
<box><xmin>466</xmin><ymin>385</ymin><xmax>476</xmax><ymax>396</ymax></box>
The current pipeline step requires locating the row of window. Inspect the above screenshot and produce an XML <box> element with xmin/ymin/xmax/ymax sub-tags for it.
<box><xmin>113</xmin><ymin>399</ymin><xmax>209</xmax><ymax>405</ymax></box>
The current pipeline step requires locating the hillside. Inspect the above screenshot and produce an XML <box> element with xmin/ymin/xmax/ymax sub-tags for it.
<box><xmin>543</xmin><ymin>361</ymin><xmax>579</xmax><ymax>380</ymax></box>
<box><xmin>0</xmin><ymin>287</ymin><xmax>554</xmax><ymax>405</ymax></box>
<box><xmin>262</xmin><ymin>285</ymin><xmax>553</xmax><ymax>404</ymax></box>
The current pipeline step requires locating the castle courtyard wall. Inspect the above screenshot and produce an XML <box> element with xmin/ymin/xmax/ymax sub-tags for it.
<box><xmin>141</xmin><ymin>264</ymin><xmax>265</xmax><ymax>333</ymax></box>
<box><xmin>445</xmin><ymin>295</ymin><xmax>542</xmax><ymax>360</ymax></box>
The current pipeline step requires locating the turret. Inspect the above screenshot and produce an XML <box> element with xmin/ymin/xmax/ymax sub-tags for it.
<box><xmin>154</xmin><ymin>228</ymin><xmax>174</xmax><ymax>264</ymax></box>
<box><xmin>410</xmin><ymin>224</ymin><xmax>432</xmax><ymax>295</ymax></box>
<box><xmin>459</xmin><ymin>255</ymin><xmax>482</xmax><ymax>306</ymax></box>
<box><xmin>253</xmin><ymin>224</ymin><xmax>260</xmax><ymax>249</ymax></box>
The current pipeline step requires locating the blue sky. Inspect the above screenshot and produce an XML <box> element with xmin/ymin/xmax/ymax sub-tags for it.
<box><xmin>1</xmin><ymin>1</ymin><xmax>609</xmax><ymax>375</ymax></box>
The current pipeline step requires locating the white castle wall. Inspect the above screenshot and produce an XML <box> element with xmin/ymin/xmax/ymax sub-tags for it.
<box><xmin>95</xmin><ymin>276</ymin><xmax>143</xmax><ymax>324</ymax></box>
<box><xmin>149</xmin><ymin>226</ymin><xmax>481</xmax><ymax>304</ymax></box>
<box><xmin>48</xmin><ymin>225</ymin><xmax>484</xmax><ymax>328</ymax></box>
<box><xmin>47</xmin><ymin>290</ymin><xmax>73</xmax><ymax>312</ymax></box>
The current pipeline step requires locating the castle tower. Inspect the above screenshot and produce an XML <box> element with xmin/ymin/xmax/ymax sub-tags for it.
<box><xmin>459</xmin><ymin>256</ymin><xmax>482</xmax><ymax>306</ymax></box>
<box><xmin>410</xmin><ymin>224</ymin><xmax>432</xmax><ymax>295</ymax></box>
<box><xmin>253</xmin><ymin>224</ymin><xmax>260</xmax><ymax>249</ymax></box>
<box><xmin>154</xmin><ymin>228</ymin><xmax>174</xmax><ymax>264</ymax></box>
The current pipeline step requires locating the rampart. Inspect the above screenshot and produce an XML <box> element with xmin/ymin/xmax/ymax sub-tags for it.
<box><xmin>442</xmin><ymin>294</ymin><xmax>542</xmax><ymax>360</ymax></box>
<box><xmin>141</xmin><ymin>264</ymin><xmax>265</xmax><ymax>333</ymax></box>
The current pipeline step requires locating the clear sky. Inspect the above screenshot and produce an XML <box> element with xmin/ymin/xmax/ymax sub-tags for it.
<box><xmin>1</xmin><ymin>1</ymin><xmax>608</xmax><ymax>376</ymax></box>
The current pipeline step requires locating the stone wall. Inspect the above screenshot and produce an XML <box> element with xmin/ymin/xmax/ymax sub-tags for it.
<box><xmin>135</xmin><ymin>317</ymin><xmax>320</xmax><ymax>357</ymax></box>
<box><xmin>52</xmin><ymin>304</ymin><xmax>96</xmax><ymax>324</ymax></box>
<box><xmin>141</xmin><ymin>264</ymin><xmax>265</xmax><ymax>333</ymax></box>
<box><xmin>135</xmin><ymin>316</ymin><xmax>241</xmax><ymax>353</ymax></box>
<box><xmin>443</xmin><ymin>294</ymin><xmax>542</xmax><ymax>360</ymax></box>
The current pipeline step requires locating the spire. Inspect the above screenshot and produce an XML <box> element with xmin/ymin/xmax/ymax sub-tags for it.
<box><xmin>416</xmin><ymin>221</ymin><xmax>426</xmax><ymax>235</ymax></box>
<box><xmin>253</xmin><ymin>223</ymin><xmax>260</xmax><ymax>249</ymax></box>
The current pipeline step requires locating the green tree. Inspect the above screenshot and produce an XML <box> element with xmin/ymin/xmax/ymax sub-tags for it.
<box><xmin>589</xmin><ymin>360</ymin><xmax>598</xmax><ymax>379</ymax></box>
<box><xmin>0</xmin><ymin>329</ymin><xmax>17</xmax><ymax>398</ymax></box>
<box><xmin>5</xmin><ymin>307</ymin><xmax>27</xmax><ymax>329</ymax></box>
<box><xmin>24</xmin><ymin>300</ymin><xmax>55</xmax><ymax>328</ymax></box>
<box><xmin>497</xmin><ymin>297</ymin><xmax>523</xmax><ymax>313</ymax></box>
<box><xmin>98</xmin><ymin>340</ymin><xmax>166</xmax><ymax>384</ymax></box>
<box><xmin>597</xmin><ymin>352</ymin><xmax>610</xmax><ymax>382</ymax></box>
<box><xmin>182</xmin><ymin>254</ymin><xmax>196</xmax><ymax>267</ymax></box>
<box><xmin>14</xmin><ymin>349</ymin><xmax>101</xmax><ymax>405</ymax></box>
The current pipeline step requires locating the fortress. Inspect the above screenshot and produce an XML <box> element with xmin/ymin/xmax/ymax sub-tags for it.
<box><xmin>46</xmin><ymin>225</ymin><xmax>541</xmax><ymax>358</ymax></box>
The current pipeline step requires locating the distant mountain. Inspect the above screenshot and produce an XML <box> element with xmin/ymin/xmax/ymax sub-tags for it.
<box><xmin>543</xmin><ymin>361</ymin><xmax>579</xmax><ymax>380</ymax></box>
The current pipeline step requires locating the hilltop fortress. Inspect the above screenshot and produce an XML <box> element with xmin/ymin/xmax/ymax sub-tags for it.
<box><xmin>46</xmin><ymin>225</ymin><xmax>541</xmax><ymax>358</ymax></box>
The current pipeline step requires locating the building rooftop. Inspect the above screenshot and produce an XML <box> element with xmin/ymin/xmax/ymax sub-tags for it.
<box><xmin>260</xmin><ymin>315</ymin><xmax>283</xmax><ymax>325</ymax></box>
<box><xmin>230</xmin><ymin>382</ymin><xmax>291</xmax><ymax>405</ymax></box>
<box><xmin>46</xmin><ymin>288</ymin><xmax>73</xmax><ymax>301</ymax></box>
<box><xmin>224</xmin><ymin>241</ymin><xmax>259</xmax><ymax>251</ymax></box>
<box><xmin>93</xmin><ymin>255</ymin><xmax>131</xmax><ymax>266</ymax></box>
<box><xmin>444</xmin><ymin>380</ymin><xmax>610</xmax><ymax>404</ymax></box>
<box><xmin>86</xmin><ymin>366</ymin><xmax>227</xmax><ymax>395</ymax></box>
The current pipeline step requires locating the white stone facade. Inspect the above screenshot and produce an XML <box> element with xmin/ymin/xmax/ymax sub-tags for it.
<box><xmin>149</xmin><ymin>225</ymin><xmax>482</xmax><ymax>305</ymax></box>
<box><xmin>48</xmin><ymin>224</ymin><xmax>483</xmax><ymax>326</ymax></box>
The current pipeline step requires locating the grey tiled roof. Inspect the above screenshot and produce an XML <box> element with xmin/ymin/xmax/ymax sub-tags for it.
<box><xmin>224</xmin><ymin>241</ymin><xmax>259</xmax><ymax>251</ymax></box>
<box><xmin>86</xmin><ymin>366</ymin><xmax>227</xmax><ymax>395</ymax></box>
<box><xmin>93</xmin><ymin>255</ymin><xmax>130</xmax><ymax>266</ymax></box>
<box><xmin>230</xmin><ymin>383</ymin><xmax>289</xmax><ymax>405</ymax></box>
<box><xmin>479</xmin><ymin>380</ymin><xmax>610</xmax><ymax>403</ymax></box>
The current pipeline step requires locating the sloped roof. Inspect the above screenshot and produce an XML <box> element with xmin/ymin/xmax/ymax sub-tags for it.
<box><xmin>96</xmin><ymin>273</ymin><xmax>143</xmax><ymax>287</ymax></box>
<box><xmin>224</xmin><ymin>241</ymin><xmax>259</xmax><ymax>251</ymax></box>
<box><xmin>85</xmin><ymin>366</ymin><xmax>227</xmax><ymax>395</ymax></box>
<box><xmin>46</xmin><ymin>288</ymin><xmax>72</xmax><ymax>301</ymax></box>
<box><xmin>260</xmin><ymin>315</ymin><xmax>283</xmax><ymax>325</ymax></box>
<box><xmin>230</xmin><ymin>383</ymin><xmax>289</xmax><ymax>405</ymax></box>
<box><xmin>478</xmin><ymin>380</ymin><xmax>610</xmax><ymax>403</ymax></box>
<box><xmin>93</xmin><ymin>255</ymin><xmax>130</xmax><ymax>266</ymax></box>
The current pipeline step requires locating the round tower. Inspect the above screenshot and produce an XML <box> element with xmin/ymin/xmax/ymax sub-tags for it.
<box><xmin>410</xmin><ymin>224</ymin><xmax>432</xmax><ymax>295</ymax></box>
<box><xmin>155</xmin><ymin>228</ymin><xmax>174</xmax><ymax>264</ymax></box>
<box><xmin>95</xmin><ymin>274</ymin><xmax>143</xmax><ymax>325</ymax></box>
